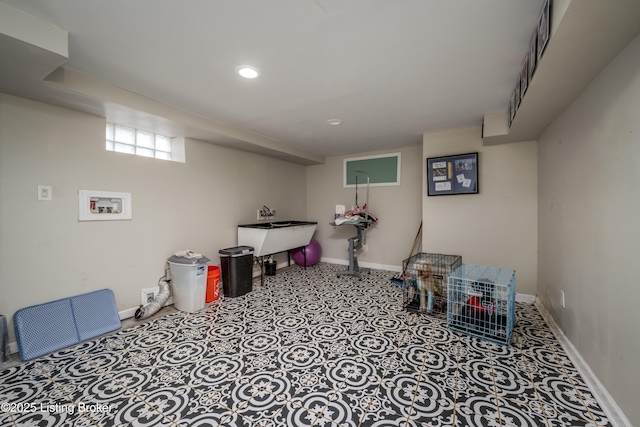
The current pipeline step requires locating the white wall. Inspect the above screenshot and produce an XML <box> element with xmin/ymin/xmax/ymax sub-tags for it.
<box><xmin>422</xmin><ymin>128</ymin><xmax>538</xmax><ymax>296</ymax></box>
<box><xmin>0</xmin><ymin>93</ymin><xmax>307</xmax><ymax>342</ymax></box>
<box><xmin>538</xmin><ymin>33</ymin><xmax>640</xmax><ymax>426</ymax></box>
<box><xmin>306</xmin><ymin>145</ymin><xmax>423</xmax><ymax>270</ymax></box>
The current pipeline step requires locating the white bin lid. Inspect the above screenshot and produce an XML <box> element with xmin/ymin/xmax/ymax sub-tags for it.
<box><xmin>167</xmin><ymin>255</ymin><xmax>211</xmax><ymax>265</ymax></box>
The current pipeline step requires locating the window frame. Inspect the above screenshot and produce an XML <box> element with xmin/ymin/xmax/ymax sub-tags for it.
<box><xmin>106</xmin><ymin>123</ymin><xmax>172</xmax><ymax>161</ymax></box>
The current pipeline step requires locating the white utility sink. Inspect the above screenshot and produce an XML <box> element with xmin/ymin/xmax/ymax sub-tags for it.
<box><xmin>237</xmin><ymin>220</ymin><xmax>317</xmax><ymax>257</ymax></box>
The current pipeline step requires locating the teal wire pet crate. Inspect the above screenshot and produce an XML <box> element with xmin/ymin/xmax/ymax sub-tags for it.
<box><xmin>403</xmin><ymin>253</ymin><xmax>462</xmax><ymax>318</ymax></box>
<box><xmin>447</xmin><ymin>264</ymin><xmax>516</xmax><ymax>345</ymax></box>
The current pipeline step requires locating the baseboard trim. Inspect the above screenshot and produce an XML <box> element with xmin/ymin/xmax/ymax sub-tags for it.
<box><xmin>118</xmin><ymin>306</ymin><xmax>138</xmax><ymax>320</ymax></box>
<box><xmin>119</xmin><ymin>296</ymin><xmax>174</xmax><ymax>320</ymax></box>
<box><xmin>515</xmin><ymin>293</ymin><xmax>536</xmax><ymax>303</ymax></box>
<box><xmin>535</xmin><ymin>298</ymin><xmax>631</xmax><ymax>427</ymax></box>
<box><xmin>320</xmin><ymin>257</ymin><xmax>402</xmax><ymax>273</ymax></box>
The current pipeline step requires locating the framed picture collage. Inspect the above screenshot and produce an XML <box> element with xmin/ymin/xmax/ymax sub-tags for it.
<box><xmin>509</xmin><ymin>0</ymin><xmax>551</xmax><ymax>128</ymax></box>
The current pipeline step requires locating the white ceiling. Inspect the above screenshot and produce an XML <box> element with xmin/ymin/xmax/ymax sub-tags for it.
<box><xmin>1</xmin><ymin>0</ymin><xmax>546</xmax><ymax>160</ymax></box>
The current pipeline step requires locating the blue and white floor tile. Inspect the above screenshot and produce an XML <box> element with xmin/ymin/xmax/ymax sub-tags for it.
<box><xmin>1</xmin><ymin>263</ymin><xmax>610</xmax><ymax>426</ymax></box>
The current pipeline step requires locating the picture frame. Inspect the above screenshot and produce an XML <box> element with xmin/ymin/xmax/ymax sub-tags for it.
<box><xmin>509</xmin><ymin>89</ymin><xmax>516</xmax><ymax>127</ymax></box>
<box><xmin>343</xmin><ymin>152</ymin><xmax>401</xmax><ymax>188</ymax></box>
<box><xmin>520</xmin><ymin>54</ymin><xmax>529</xmax><ymax>100</ymax></box>
<box><xmin>537</xmin><ymin>0</ymin><xmax>550</xmax><ymax>62</ymax></box>
<box><xmin>528</xmin><ymin>31</ymin><xmax>537</xmax><ymax>81</ymax></box>
<box><xmin>426</xmin><ymin>152</ymin><xmax>478</xmax><ymax>196</ymax></box>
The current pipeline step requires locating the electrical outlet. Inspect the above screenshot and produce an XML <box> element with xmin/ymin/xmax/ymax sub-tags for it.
<box><xmin>141</xmin><ymin>287</ymin><xmax>159</xmax><ymax>305</ymax></box>
<box><xmin>362</xmin><ymin>244</ymin><xmax>368</xmax><ymax>251</ymax></box>
<box><xmin>37</xmin><ymin>185</ymin><xmax>52</xmax><ymax>201</ymax></box>
<box><xmin>561</xmin><ymin>290</ymin><xmax>566</xmax><ymax>309</ymax></box>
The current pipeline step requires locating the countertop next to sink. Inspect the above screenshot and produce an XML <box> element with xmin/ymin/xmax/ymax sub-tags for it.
<box><xmin>238</xmin><ymin>220</ymin><xmax>318</xmax><ymax>229</ymax></box>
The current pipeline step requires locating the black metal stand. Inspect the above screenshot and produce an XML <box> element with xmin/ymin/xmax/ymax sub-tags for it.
<box><xmin>336</xmin><ymin>222</ymin><xmax>369</xmax><ymax>279</ymax></box>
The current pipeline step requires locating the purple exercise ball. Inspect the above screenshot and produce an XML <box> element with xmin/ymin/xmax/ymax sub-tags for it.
<box><xmin>292</xmin><ymin>239</ymin><xmax>322</xmax><ymax>266</ymax></box>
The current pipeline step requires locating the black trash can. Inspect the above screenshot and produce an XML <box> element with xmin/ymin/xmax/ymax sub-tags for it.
<box><xmin>219</xmin><ymin>246</ymin><xmax>254</xmax><ymax>297</ymax></box>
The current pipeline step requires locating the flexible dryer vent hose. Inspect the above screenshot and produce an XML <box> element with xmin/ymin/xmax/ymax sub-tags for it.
<box><xmin>135</xmin><ymin>277</ymin><xmax>170</xmax><ymax>320</ymax></box>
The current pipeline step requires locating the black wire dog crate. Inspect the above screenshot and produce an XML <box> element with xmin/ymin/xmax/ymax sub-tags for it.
<box><xmin>403</xmin><ymin>253</ymin><xmax>462</xmax><ymax>318</ymax></box>
<box><xmin>447</xmin><ymin>264</ymin><xmax>516</xmax><ymax>345</ymax></box>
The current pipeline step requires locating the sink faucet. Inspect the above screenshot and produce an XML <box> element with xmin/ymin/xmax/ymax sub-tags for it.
<box><xmin>260</xmin><ymin>206</ymin><xmax>275</xmax><ymax>218</ymax></box>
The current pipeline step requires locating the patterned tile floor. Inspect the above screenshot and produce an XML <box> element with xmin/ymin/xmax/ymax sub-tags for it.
<box><xmin>0</xmin><ymin>263</ymin><xmax>610</xmax><ymax>426</ymax></box>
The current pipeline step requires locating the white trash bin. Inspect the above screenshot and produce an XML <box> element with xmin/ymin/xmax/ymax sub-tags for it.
<box><xmin>167</xmin><ymin>254</ymin><xmax>211</xmax><ymax>313</ymax></box>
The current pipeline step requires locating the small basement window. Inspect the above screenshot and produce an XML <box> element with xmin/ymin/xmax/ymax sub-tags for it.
<box><xmin>106</xmin><ymin>123</ymin><xmax>184</xmax><ymax>162</ymax></box>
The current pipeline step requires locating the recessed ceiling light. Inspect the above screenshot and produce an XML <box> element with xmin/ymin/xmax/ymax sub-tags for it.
<box><xmin>326</xmin><ymin>119</ymin><xmax>342</xmax><ymax>126</ymax></box>
<box><xmin>236</xmin><ymin>65</ymin><xmax>260</xmax><ymax>79</ymax></box>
